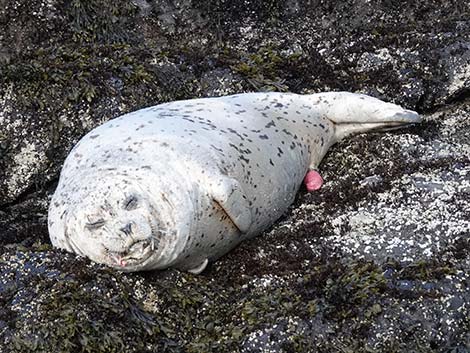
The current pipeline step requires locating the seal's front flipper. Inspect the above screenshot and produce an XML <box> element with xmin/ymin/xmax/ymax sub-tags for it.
<box><xmin>188</xmin><ymin>258</ymin><xmax>209</xmax><ymax>274</ymax></box>
<box><xmin>211</xmin><ymin>177</ymin><xmax>252</xmax><ymax>233</ymax></box>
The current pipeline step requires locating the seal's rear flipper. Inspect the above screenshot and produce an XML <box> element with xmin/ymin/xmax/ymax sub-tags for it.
<box><xmin>211</xmin><ymin>177</ymin><xmax>252</xmax><ymax>233</ymax></box>
<box><xmin>307</xmin><ymin>92</ymin><xmax>422</xmax><ymax>141</ymax></box>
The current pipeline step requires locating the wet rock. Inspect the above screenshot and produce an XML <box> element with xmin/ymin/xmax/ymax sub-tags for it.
<box><xmin>0</xmin><ymin>0</ymin><xmax>469</xmax><ymax>352</ymax></box>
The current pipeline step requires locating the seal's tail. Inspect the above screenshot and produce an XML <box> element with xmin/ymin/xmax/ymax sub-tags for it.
<box><xmin>308</xmin><ymin>92</ymin><xmax>422</xmax><ymax>142</ymax></box>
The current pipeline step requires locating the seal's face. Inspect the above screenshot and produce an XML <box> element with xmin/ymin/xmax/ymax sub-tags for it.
<box><xmin>64</xmin><ymin>180</ymin><xmax>167</xmax><ymax>271</ymax></box>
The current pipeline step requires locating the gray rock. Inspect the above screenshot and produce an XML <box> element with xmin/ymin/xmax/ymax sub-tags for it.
<box><xmin>0</xmin><ymin>0</ymin><xmax>469</xmax><ymax>352</ymax></box>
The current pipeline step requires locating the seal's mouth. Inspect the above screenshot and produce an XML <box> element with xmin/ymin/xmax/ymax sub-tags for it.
<box><xmin>105</xmin><ymin>239</ymin><xmax>155</xmax><ymax>268</ymax></box>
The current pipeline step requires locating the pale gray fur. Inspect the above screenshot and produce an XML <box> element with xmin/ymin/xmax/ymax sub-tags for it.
<box><xmin>48</xmin><ymin>92</ymin><xmax>421</xmax><ymax>273</ymax></box>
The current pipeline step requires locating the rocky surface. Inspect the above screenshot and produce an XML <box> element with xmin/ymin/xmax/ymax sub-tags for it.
<box><xmin>0</xmin><ymin>0</ymin><xmax>469</xmax><ymax>352</ymax></box>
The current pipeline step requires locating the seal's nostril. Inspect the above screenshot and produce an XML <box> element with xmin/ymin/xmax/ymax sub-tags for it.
<box><xmin>120</xmin><ymin>223</ymin><xmax>132</xmax><ymax>236</ymax></box>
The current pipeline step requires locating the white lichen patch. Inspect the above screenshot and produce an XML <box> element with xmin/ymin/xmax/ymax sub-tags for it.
<box><xmin>325</xmin><ymin>163</ymin><xmax>469</xmax><ymax>262</ymax></box>
<box><xmin>439</xmin><ymin>41</ymin><xmax>470</xmax><ymax>99</ymax></box>
<box><xmin>0</xmin><ymin>84</ymin><xmax>15</xmax><ymax>121</ymax></box>
<box><xmin>241</xmin><ymin>317</ymin><xmax>308</xmax><ymax>353</ymax></box>
<box><xmin>243</xmin><ymin>274</ymin><xmax>287</xmax><ymax>290</ymax></box>
<box><xmin>6</xmin><ymin>142</ymin><xmax>46</xmax><ymax>197</ymax></box>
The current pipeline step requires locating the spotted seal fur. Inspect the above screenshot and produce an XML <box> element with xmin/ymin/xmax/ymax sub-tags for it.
<box><xmin>48</xmin><ymin>92</ymin><xmax>421</xmax><ymax>273</ymax></box>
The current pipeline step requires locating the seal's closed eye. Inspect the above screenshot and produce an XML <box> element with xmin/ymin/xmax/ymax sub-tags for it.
<box><xmin>86</xmin><ymin>219</ymin><xmax>106</xmax><ymax>230</ymax></box>
<box><xmin>124</xmin><ymin>195</ymin><xmax>138</xmax><ymax>210</ymax></box>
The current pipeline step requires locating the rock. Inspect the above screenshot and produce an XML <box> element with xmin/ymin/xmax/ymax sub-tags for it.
<box><xmin>0</xmin><ymin>0</ymin><xmax>469</xmax><ymax>352</ymax></box>
<box><xmin>438</xmin><ymin>41</ymin><xmax>470</xmax><ymax>104</ymax></box>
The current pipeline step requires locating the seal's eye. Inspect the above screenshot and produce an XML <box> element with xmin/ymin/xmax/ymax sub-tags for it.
<box><xmin>124</xmin><ymin>195</ymin><xmax>138</xmax><ymax>210</ymax></box>
<box><xmin>85</xmin><ymin>219</ymin><xmax>106</xmax><ymax>230</ymax></box>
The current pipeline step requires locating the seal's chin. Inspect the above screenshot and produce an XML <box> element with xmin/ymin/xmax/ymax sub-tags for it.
<box><xmin>105</xmin><ymin>238</ymin><xmax>156</xmax><ymax>270</ymax></box>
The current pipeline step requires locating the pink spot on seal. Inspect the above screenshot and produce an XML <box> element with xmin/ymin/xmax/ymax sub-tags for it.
<box><xmin>304</xmin><ymin>170</ymin><xmax>323</xmax><ymax>192</ymax></box>
<box><xmin>114</xmin><ymin>255</ymin><xmax>127</xmax><ymax>267</ymax></box>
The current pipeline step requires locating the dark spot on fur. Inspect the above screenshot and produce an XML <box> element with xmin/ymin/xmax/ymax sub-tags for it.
<box><xmin>240</xmin><ymin>155</ymin><xmax>250</xmax><ymax>164</ymax></box>
<box><xmin>265</xmin><ymin>121</ymin><xmax>276</xmax><ymax>128</ymax></box>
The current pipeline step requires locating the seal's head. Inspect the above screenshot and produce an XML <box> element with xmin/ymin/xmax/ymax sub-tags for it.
<box><xmin>49</xmin><ymin>171</ymin><xmax>192</xmax><ymax>272</ymax></box>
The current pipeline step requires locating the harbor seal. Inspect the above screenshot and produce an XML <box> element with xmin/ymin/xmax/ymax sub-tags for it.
<box><xmin>48</xmin><ymin>92</ymin><xmax>421</xmax><ymax>273</ymax></box>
